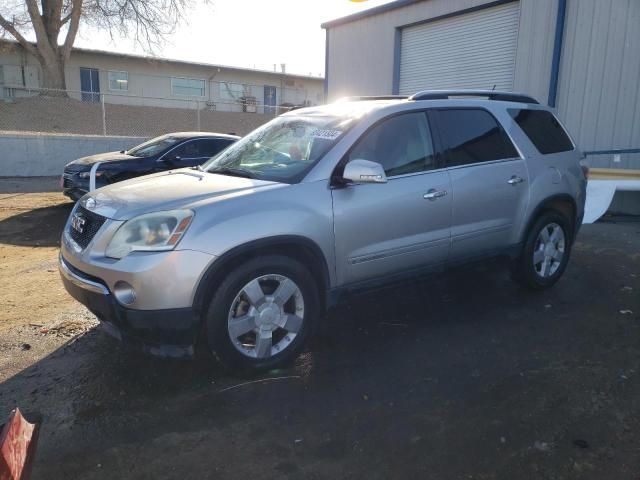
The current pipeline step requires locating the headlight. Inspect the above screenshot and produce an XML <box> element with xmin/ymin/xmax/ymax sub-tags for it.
<box><xmin>78</xmin><ymin>171</ymin><xmax>105</xmax><ymax>178</ymax></box>
<box><xmin>106</xmin><ymin>210</ymin><xmax>194</xmax><ymax>259</ymax></box>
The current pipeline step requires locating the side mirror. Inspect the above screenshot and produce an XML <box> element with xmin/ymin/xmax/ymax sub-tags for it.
<box><xmin>342</xmin><ymin>159</ymin><xmax>387</xmax><ymax>184</ymax></box>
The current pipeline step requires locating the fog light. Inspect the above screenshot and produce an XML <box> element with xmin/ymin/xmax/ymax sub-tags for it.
<box><xmin>113</xmin><ymin>281</ymin><xmax>136</xmax><ymax>305</ymax></box>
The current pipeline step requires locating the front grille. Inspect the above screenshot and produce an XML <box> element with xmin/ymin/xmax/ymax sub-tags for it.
<box><xmin>62</xmin><ymin>174</ymin><xmax>74</xmax><ymax>188</ymax></box>
<box><xmin>68</xmin><ymin>206</ymin><xmax>107</xmax><ymax>249</ymax></box>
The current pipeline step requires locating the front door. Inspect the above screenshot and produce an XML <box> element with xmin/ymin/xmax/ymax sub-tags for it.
<box><xmin>264</xmin><ymin>85</ymin><xmax>277</xmax><ymax>114</ymax></box>
<box><xmin>433</xmin><ymin>108</ymin><xmax>530</xmax><ymax>260</ymax></box>
<box><xmin>332</xmin><ymin>111</ymin><xmax>452</xmax><ymax>285</ymax></box>
<box><xmin>80</xmin><ymin>67</ymin><xmax>100</xmax><ymax>102</ymax></box>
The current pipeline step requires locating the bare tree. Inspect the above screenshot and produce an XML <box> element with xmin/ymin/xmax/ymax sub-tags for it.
<box><xmin>0</xmin><ymin>0</ymin><xmax>189</xmax><ymax>93</ymax></box>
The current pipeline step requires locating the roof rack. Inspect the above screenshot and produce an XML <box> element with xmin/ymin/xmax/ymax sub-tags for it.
<box><xmin>408</xmin><ymin>90</ymin><xmax>539</xmax><ymax>104</ymax></box>
<box><xmin>336</xmin><ymin>95</ymin><xmax>409</xmax><ymax>102</ymax></box>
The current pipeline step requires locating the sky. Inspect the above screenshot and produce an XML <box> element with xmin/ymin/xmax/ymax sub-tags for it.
<box><xmin>70</xmin><ymin>0</ymin><xmax>392</xmax><ymax>77</ymax></box>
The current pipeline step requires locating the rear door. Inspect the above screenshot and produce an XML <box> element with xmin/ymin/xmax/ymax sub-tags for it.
<box><xmin>332</xmin><ymin>111</ymin><xmax>452</xmax><ymax>285</ymax></box>
<box><xmin>432</xmin><ymin>108</ymin><xmax>529</xmax><ymax>260</ymax></box>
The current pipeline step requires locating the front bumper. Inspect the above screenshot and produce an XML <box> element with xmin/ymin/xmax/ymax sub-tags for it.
<box><xmin>61</xmin><ymin>173</ymin><xmax>89</xmax><ymax>201</ymax></box>
<box><xmin>63</xmin><ymin>187</ymin><xmax>88</xmax><ymax>202</ymax></box>
<box><xmin>59</xmin><ymin>254</ymin><xmax>201</xmax><ymax>358</ymax></box>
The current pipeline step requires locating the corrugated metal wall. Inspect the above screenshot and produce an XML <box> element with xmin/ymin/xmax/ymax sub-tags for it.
<box><xmin>556</xmin><ymin>0</ymin><xmax>640</xmax><ymax>166</ymax></box>
<box><xmin>556</xmin><ymin>0</ymin><xmax>640</xmax><ymax>214</ymax></box>
<box><xmin>326</xmin><ymin>0</ymin><xmax>512</xmax><ymax>100</ymax></box>
<box><xmin>512</xmin><ymin>0</ymin><xmax>558</xmax><ymax>104</ymax></box>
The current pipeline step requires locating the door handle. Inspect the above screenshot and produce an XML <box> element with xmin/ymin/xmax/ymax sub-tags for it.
<box><xmin>507</xmin><ymin>175</ymin><xmax>524</xmax><ymax>185</ymax></box>
<box><xmin>423</xmin><ymin>189</ymin><xmax>448</xmax><ymax>200</ymax></box>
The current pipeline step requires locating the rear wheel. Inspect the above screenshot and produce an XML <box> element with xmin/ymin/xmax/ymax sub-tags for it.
<box><xmin>204</xmin><ymin>255</ymin><xmax>320</xmax><ymax>371</ymax></box>
<box><xmin>512</xmin><ymin>211</ymin><xmax>572</xmax><ymax>289</ymax></box>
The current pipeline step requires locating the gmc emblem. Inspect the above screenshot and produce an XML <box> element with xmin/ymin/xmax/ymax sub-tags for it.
<box><xmin>70</xmin><ymin>214</ymin><xmax>86</xmax><ymax>233</ymax></box>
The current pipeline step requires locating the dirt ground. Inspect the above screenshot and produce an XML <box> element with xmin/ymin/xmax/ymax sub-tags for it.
<box><xmin>1</xmin><ymin>188</ymin><xmax>640</xmax><ymax>479</ymax></box>
<box><xmin>0</xmin><ymin>189</ymin><xmax>97</xmax><ymax>380</ymax></box>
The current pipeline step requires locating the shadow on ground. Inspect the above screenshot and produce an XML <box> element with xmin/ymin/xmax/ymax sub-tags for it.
<box><xmin>1</xmin><ymin>221</ymin><xmax>639</xmax><ymax>479</ymax></box>
<box><xmin>0</xmin><ymin>202</ymin><xmax>73</xmax><ymax>247</ymax></box>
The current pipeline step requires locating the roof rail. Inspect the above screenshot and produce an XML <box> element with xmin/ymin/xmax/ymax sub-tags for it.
<box><xmin>336</xmin><ymin>95</ymin><xmax>409</xmax><ymax>102</ymax></box>
<box><xmin>409</xmin><ymin>90</ymin><xmax>539</xmax><ymax>104</ymax></box>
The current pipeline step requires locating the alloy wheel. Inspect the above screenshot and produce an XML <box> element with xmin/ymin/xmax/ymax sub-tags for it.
<box><xmin>533</xmin><ymin>222</ymin><xmax>565</xmax><ymax>278</ymax></box>
<box><xmin>227</xmin><ymin>274</ymin><xmax>305</xmax><ymax>359</ymax></box>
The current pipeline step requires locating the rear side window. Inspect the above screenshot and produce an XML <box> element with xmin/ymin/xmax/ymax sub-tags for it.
<box><xmin>199</xmin><ymin>139</ymin><xmax>235</xmax><ymax>156</ymax></box>
<box><xmin>171</xmin><ymin>139</ymin><xmax>233</xmax><ymax>159</ymax></box>
<box><xmin>509</xmin><ymin>109</ymin><xmax>574</xmax><ymax>154</ymax></box>
<box><xmin>437</xmin><ymin>109</ymin><xmax>519</xmax><ymax>167</ymax></box>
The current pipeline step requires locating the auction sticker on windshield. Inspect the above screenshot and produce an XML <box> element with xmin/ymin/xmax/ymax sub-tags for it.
<box><xmin>311</xmin><ymin>129</ymin><xmax>342</xmax><ymax>140</ymax></box>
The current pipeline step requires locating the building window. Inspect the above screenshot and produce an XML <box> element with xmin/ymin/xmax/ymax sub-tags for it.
<box><xmin>108</xmin><ymin>70</ymin><xmax>128</xmax><ymax>91</ymax></box>
<box><xmin>171</xmin><ymin>77</ymin><xmax>205</xmax><ymax>97</ymax></box>
<box><xmin>219</xmin><ymin>82</ymin><xmax>246</xmax><ymax>101</ymax></box>
<box><xmin>0</xmin><ymin>65</ymin><xmax>25</xmax><ymax>86</ymax></box>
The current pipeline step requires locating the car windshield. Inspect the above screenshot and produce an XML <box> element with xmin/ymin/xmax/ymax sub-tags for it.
<box><xmin>202</xmin><ymin>115</ymin><xmax>353</xmax><ymax>183</ymax></box>
<box><xmin>127</xmin><ymin>135</ymin><xmax>182</xmax><ymax>158</ymax></box>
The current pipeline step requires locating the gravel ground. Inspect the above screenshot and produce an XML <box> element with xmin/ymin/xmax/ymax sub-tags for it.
<box><xmin>1</xmin><ymin>191</ymin><xmax>639</xmax><ymax>479</ymax></box>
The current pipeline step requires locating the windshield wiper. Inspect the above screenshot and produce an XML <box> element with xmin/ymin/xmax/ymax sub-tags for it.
<box><xmin>207</xmin><ymin>166</ymin><xmax>256</xmax><ymax>179</ymax></box>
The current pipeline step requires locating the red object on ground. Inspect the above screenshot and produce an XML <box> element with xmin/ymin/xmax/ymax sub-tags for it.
<box><xmin>0</xmin><ymin>408</ymin><xmax>40</xmax><ymax>480</ymax></box>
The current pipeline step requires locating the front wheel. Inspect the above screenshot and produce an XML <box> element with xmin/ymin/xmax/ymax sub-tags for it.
<box><xmin>512</xmin><ymin>211</ymin><xmax>572</xmax><ymax>290</ymax></box>
<box><xmin>204</xmin><ymin>255</ymin><xmax>320</xmax><ymax>371</ymax></box>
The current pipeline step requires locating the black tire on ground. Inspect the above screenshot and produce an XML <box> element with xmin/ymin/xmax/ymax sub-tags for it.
<box><xmin>204</xmin><ymin>255</ymin><xmax>320</xmax><ymax>372</ymax></box>
<box><xmin>512</xmin><ymin>211</ymin><xmax>573</xmax><ymax>290</ymax></box>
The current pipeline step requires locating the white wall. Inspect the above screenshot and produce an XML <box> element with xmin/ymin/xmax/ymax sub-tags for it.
<box><xmin>0</xmin><ymin>133</ymin><xmax>146</xmax><ymax>176</ymax></box>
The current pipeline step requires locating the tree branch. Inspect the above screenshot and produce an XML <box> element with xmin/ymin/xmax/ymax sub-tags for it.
<box><xmin>60</xmin><ymin>12</ymin><xmax>72</xmax><ymax>25</ymax></box>
<box><xmin>62</xmin><ymin>0</ymin><xmax>82</xmax><ymax>58</ymax></box>
<box><xmin>0</xmin><ymin>13</ymin><xmax>40</xmax><ymax>57</ymax></box>
<box><xmin>23</xmin><ymin>0</ymin><xmax>50</xmax><ymax>47</ymax></box>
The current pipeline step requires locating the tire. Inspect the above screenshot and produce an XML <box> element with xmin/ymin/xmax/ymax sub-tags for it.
<box><xmin>512</xmin><ymin>211</ymin><xmax>572</xmax><ymax>290</ymax></box>
<box><xmin>204</xmin><ymin>255</ymin><xmax>320</xmax><ymax>372</ymax></box>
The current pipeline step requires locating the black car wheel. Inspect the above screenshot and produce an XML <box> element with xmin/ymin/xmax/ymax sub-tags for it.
<box><xmin>512</xmin><ymin>211</ymin><xmax>573</xmax><ymax>290</ymax></box>
<box><xmin>204</xmin><ymin>255</ymin><xmax>320</xmax><ymax>371</ymax></box>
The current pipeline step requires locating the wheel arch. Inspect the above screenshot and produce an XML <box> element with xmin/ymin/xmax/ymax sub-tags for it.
<box><xmin>521</xmin><ymin>194</ymin><xmax>578</xmax><ymax>245</ymax></box>
<box><xmin>193</xmin><ymin>235</ymin><xmax>331</xmax><ymax>317</ymax></box>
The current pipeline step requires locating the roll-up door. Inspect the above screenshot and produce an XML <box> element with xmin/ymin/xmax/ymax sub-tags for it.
<box><xmin>399</xmin><ymin>2</ymin><xmax>520</xmax><ymax>94</ymax></box>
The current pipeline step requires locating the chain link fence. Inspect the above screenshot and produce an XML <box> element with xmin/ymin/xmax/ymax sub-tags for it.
<box><xmin>0</xmin><ymin>86</ymin><xmax>307</xmax><ymax>138</ymax></box>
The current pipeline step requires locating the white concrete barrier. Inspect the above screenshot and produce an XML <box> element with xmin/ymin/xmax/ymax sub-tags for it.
<box><xmin>0</xmin><ymin>132</ymin><xmax>147</xmax><ymax>177</ymax></box>
<box><xmin>584</xmin><ymin>168</ymin><xmax>640</xmax><ymax>223</ymax></box>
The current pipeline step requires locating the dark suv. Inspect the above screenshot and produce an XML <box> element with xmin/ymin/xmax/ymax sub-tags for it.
<box><xmin>61</xmin><ymin>132</ymin><xmax>239</xmax><ymax>201</ymax></box>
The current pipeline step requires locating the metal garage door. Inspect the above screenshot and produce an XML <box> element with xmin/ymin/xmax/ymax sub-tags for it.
<box><xmin>398</xmin><ymin>2</ymin><xmax>520</xmax><ymax>95</ymax></box>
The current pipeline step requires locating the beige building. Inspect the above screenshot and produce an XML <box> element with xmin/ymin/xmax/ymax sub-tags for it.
<box><xmin>0</xmin><ymin>41</ymin><xmax>325</xmax><ymax>114</ymax></box>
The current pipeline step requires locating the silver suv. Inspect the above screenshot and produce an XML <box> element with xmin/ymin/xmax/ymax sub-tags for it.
<box><xmin>59</xmin><ymin>90</ymin><xmax>587</xmax><ymax>371</ymax></box>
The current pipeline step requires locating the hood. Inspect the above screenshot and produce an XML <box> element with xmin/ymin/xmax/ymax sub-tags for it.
<box><xmin>69</xmin><ymin>151</ymin><xmax>138</xmax><ymax>167</ymax></box>
<box><xmin>81</xmin><ymin>168</ymin><xmax>284</xmax><ymax>220</ymax></box>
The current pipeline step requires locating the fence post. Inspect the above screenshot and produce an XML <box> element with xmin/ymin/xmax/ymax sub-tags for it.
<box><xmin>196</xmin><ymin>100</ymin><xmax>201</xmax><ymax>131</ymax></box>
<box><xmin>101</xmin><ymin>94</ymin><xmax>107</xmax><ymax>136</ymax></box>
